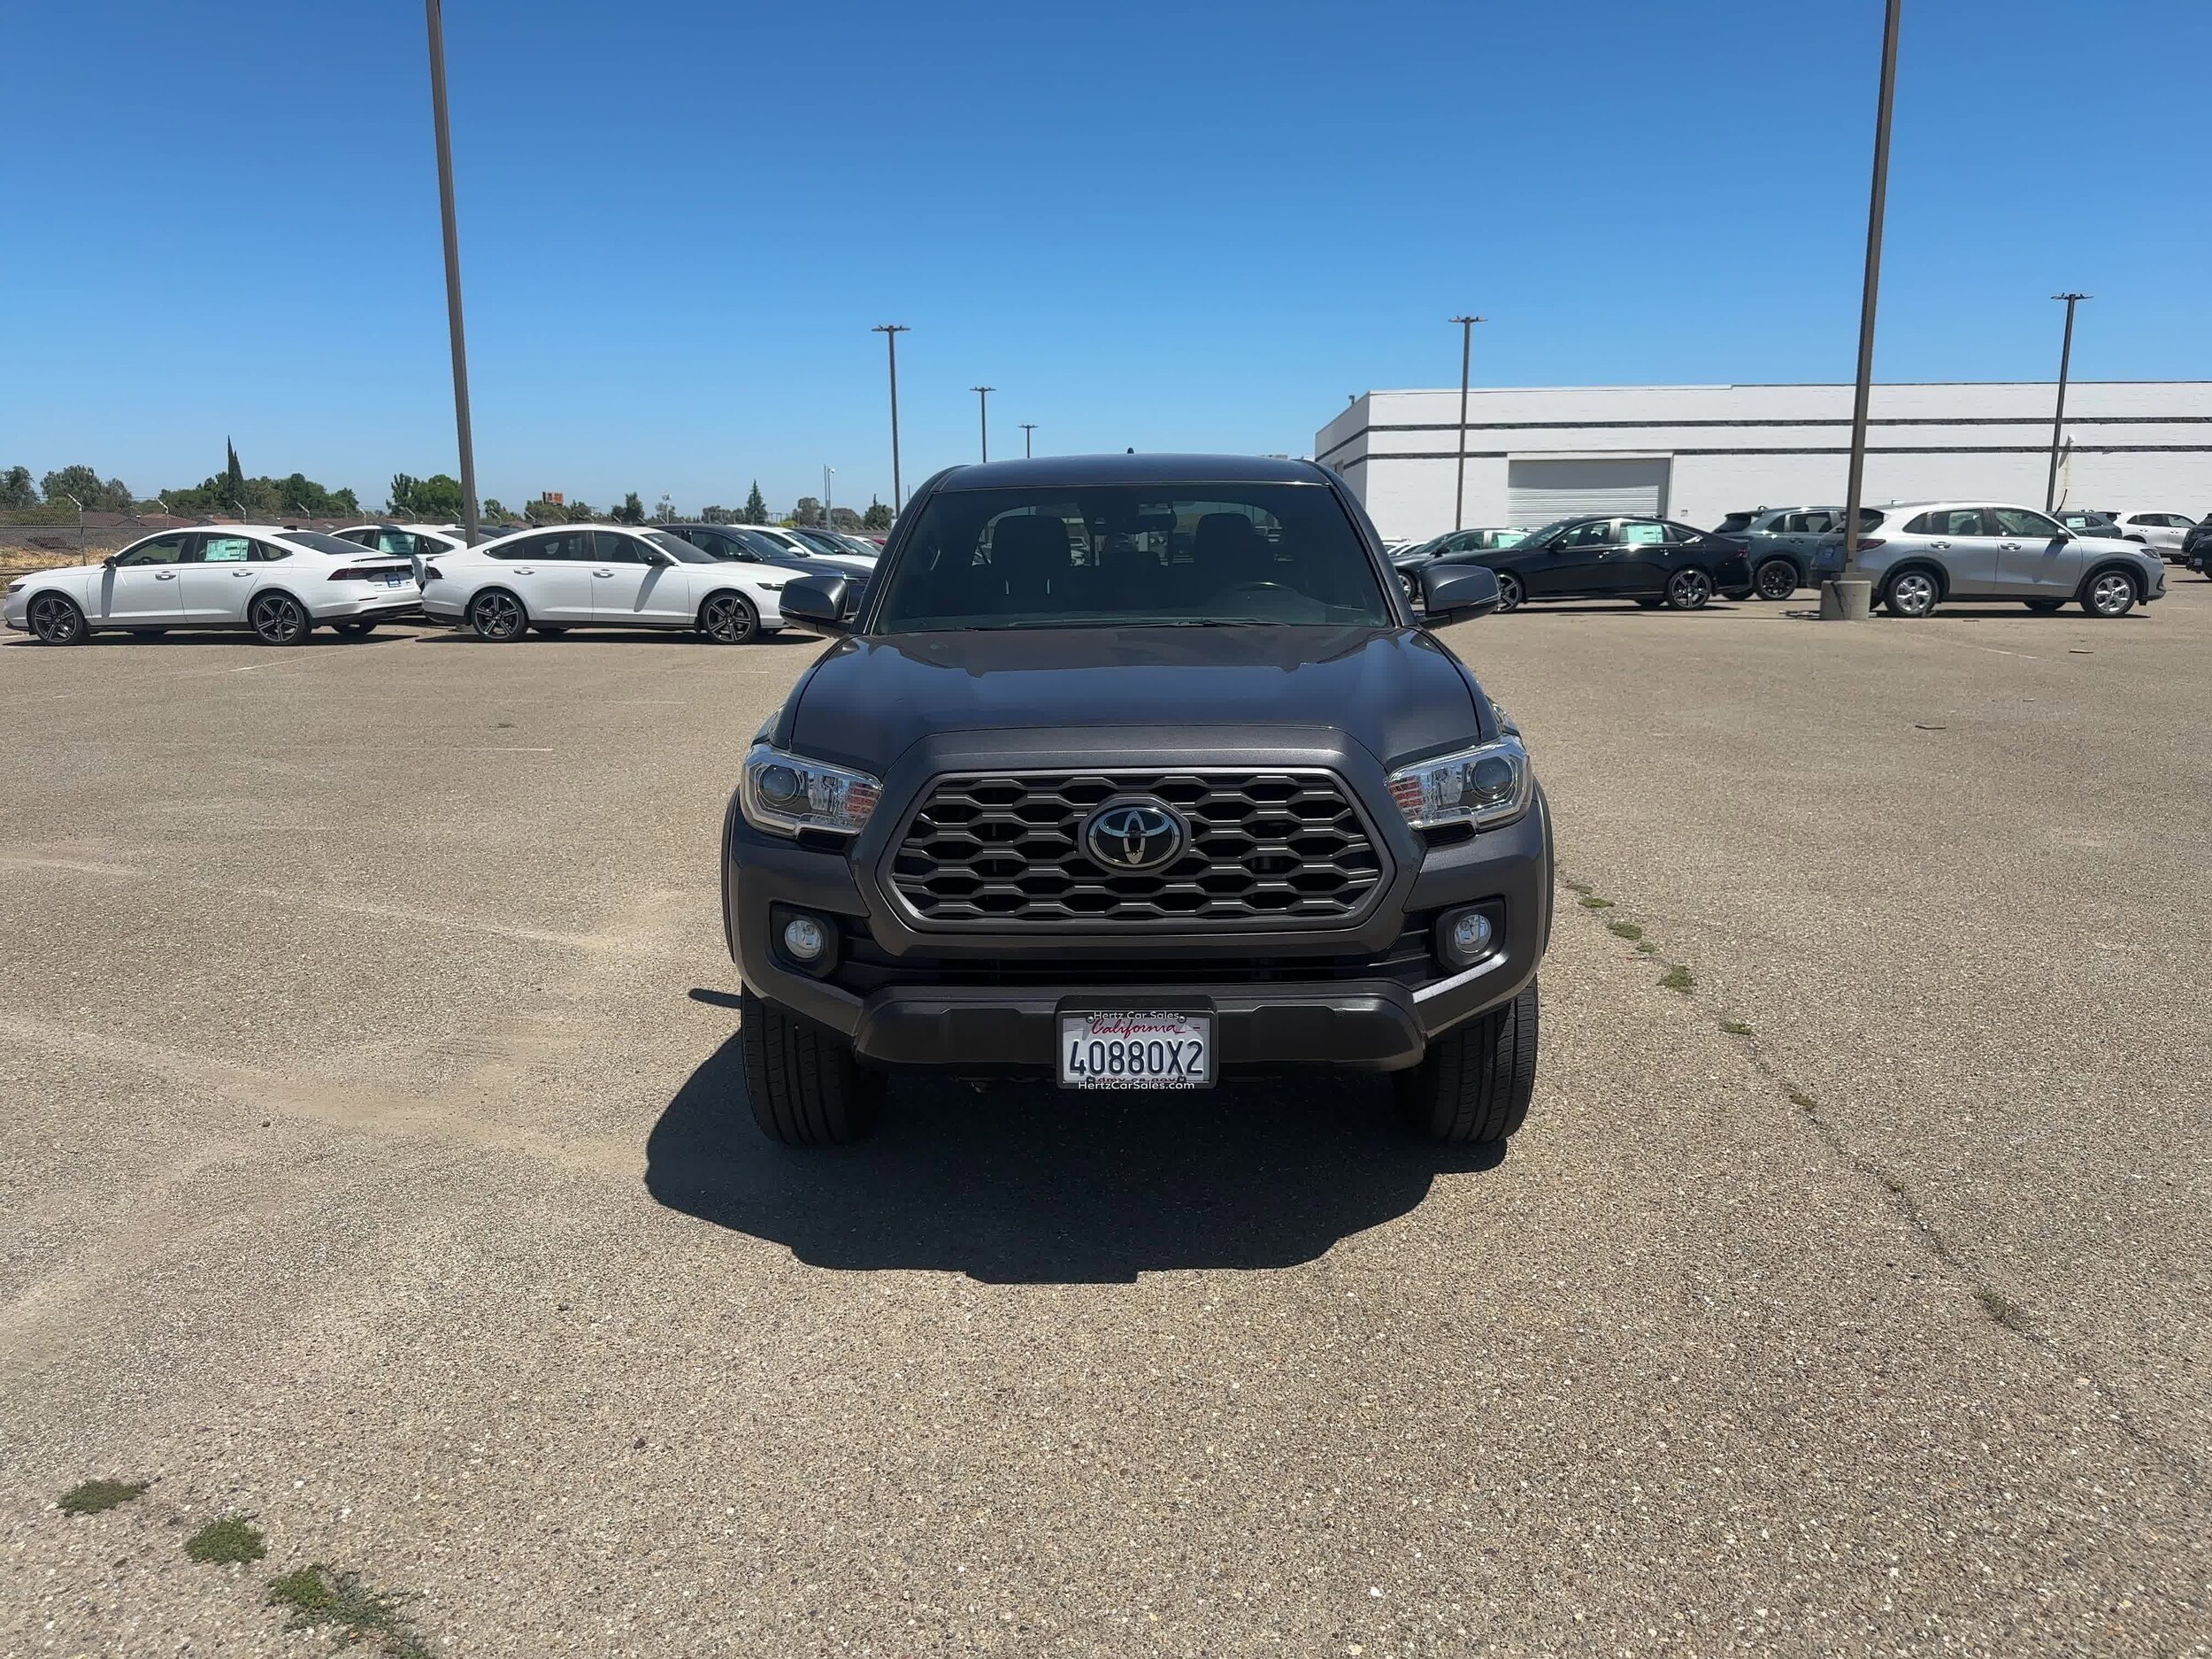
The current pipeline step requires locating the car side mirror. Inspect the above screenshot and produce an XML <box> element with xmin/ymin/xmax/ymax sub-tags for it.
<box><xmin>781</xmin><ymin>573</ymin><xmax>854</xmax><ymax>633</ymax></box>
<box><xmin>102</xmin><ymin>554</ymin><xmax>119</xmax><ymax>569</ymax></box>
<box><xmin>1420</xmin><ymin>563</ymin><xmax>1502</xmax><ymax>620</ymax></box>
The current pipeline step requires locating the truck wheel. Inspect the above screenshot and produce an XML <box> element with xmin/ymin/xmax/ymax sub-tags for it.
<box><xmin>1396</xmin><ymin>978</ymin><xmax>1538</xmax><ymax>1144</ymax></box>
<box><xmin>739</xmin><ymin>989</ymin><xmax>882</xmax><ymax>1146</ymax></box>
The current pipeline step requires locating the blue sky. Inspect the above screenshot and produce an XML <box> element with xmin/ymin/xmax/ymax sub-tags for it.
<box><xmin>4</xmin><ymin>0</ymin><xmax>2206</xmax><ymax>514</ymax></box>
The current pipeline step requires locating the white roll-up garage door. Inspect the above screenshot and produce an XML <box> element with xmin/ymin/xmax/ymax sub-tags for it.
<box><xmin>1506</xmin><ymin>457</ymin><xmax>1671</xmax><ymax>526</ymax></box>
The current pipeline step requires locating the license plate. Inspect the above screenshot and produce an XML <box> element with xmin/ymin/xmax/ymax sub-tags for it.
<box><xmin>1057</xmin><ymin>1010</ymin><xmax>1213</xmax><ymax>1090</ymax></box>
<box><xmin>381</xmin><ymin>573</ymin><xmax>408</xmax><ymax>588</ymax></box>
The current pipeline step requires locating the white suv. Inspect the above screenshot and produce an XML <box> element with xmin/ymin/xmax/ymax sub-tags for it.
<box><xmin>2097</xmin><ymin>511</ymin><xmax>2199</xmax><ymax>560</ymax></box>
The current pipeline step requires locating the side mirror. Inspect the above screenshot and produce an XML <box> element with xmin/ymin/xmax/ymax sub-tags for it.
<box><xmin>1420</xmin><ymin>563</ymin><xmax>1502</xmax><ymax>620</ymax></box>
<box><xmin>781</xmin><ymin>573</ymin><xmax>854</xmax><ymax>633</ymax></box>
<box><xmin>103</xmin><ymin>554</ymin><xmax>119</xmax><ymax>569</ymax></box>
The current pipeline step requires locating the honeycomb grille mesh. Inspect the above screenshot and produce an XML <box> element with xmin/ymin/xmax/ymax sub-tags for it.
<box><xmin>889</xmin><ymin>770</ymin><xmax>1384</xmax><ymax>926</ymax></box>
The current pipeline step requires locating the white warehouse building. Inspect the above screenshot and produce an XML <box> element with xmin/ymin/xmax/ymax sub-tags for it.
<box><xmin>1314</xmin><ymin>381</ymin><xmax>2212</xmax><ymax>542</ymax></box>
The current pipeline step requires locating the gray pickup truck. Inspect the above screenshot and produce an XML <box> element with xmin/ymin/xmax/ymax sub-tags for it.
<box><xmin>721</xmin><ymin>453</ymin><xmax>1553</xmax><ymax>1148</ymax></box>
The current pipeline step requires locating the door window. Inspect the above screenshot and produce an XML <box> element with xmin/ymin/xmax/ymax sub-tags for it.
<box><xmin>593</xmin><ymin>531</ymin><xmax>648</xmax><ymax>564</ymax></box>
<box><xmin>1619</xmin><ymin>521</ymin><xmax>1668</xmax><ymax>545</ymax></box>
<box><xmin>1555</xmin><ymin>520</ymin><xmax>1616</xmax><ymax>549</ymax></box>
<box><xmin>498</xmin><ymin>532</ymin><xmax>569</xmax><ymax>561</ymax></box>
<box><xmin>1992</xmin><ymin>508</ymin><xmax>2065</xmax><ymax>539</ymax></box>
<box><xmin>198</xmin><ymin>534</ymin><xmax>253</xmax><ymax>564</ymax></box>
<box><xmin>1904</xmin><ymin>508</ymin><xmax>1993</xmax><ymax>536</ymax></box>
<box><xmin>373</xmin><ymin>530</ymin><xmax>418</xmax><ymax>557</ymax></box>
<box><xmin>114</xmin><ymin>534</ymin><xmax>190</xmax><ymax>567</ymax></box>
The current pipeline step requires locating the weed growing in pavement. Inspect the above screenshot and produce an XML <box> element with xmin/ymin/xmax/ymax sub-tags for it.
<box><xmin>1720</xmin><ymin>1018</ymin><xmax>1752</xmax><ymax>1036</ymax></box>
<box><xmin>268</xmin><ymin>1564</ymin><xmax>430</xmax><ymax>1658</ymax></box>
<box><xmin>1635</xmin><ymin>941</ymin><xmax>1656</xmax><ymax>955</ymax></box>
<box><xmin>183</xmin><ymin>1517</ymin><xmax>265</xmax><ymax>1564</ymax></box>
<box><xmin>1786</xmin><ymin>1088</ymin><xmax>1816</xmax><ymax>1111</ymax></box>
<box><xmin>1578</xmin><ymin>895</ymin><xmax>1614</xmax><ymax>910</ymax></box>
<box><xmin>1976</xmin><ymin>1286</ymin><xmax>2033</xmax><ymax>1335</ymax></box>
<box><xmin>1560</xmin><ymin>876</ymin><xmax>1594</xmax><ymax>895</ymax></box>
<box><xmin>1659</xmin><ymin>964</ymin><xmax>1694</xmax><ymax>995</ymax></box>
<box><xmin>1607</xmin><ymin>919</ymin><xmax>1642</xmax><ymax>941</ymax></box>
<box><xmin>58</xmin><ymin>1479</ymin><xmax>148</xmax><ymax>1516</ymax></box>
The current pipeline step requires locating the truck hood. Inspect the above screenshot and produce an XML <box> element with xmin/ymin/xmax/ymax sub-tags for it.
<box><xmin>781</xmin><ymin>625</ymin><xmax>1491</xmax><ymax>775</ymax></box>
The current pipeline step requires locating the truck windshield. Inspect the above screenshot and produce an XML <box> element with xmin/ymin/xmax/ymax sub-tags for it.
<box><xmin>872</xmin><ymin>483</ymin><xmax>1390</xmax><ymax>632</ymax></box>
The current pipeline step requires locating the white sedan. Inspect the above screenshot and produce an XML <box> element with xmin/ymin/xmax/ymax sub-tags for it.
<box><xmin>4</xmin><ymin>526</ymin><xmax>419</xmax><ymax>645</ymax></box>
<box><xmin>420</xmin><ymin>525</ymin><xmax>792</xmax><ymax>642</ymax></box>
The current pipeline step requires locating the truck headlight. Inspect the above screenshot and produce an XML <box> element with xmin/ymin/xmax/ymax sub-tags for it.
<box><xmin>739</xmin><ymin>742</ymin><xmax>880</xmax><ymax>838</ymax></box>
<box><xmin>1386</xmin><ymin>736</ymin><xmax>1532</xmax><ymax>832</ymax></box>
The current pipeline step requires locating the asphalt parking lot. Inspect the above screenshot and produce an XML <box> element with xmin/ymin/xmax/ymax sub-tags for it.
<box><xmin>3</xmin><ymin>583</ymin><xmax>2207</xmax><ymax>1655</ymax></box>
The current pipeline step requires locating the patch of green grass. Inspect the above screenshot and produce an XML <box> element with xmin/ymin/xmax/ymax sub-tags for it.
<box><xmin>1635</xmin><ymin>941</ymin><xmax>1656</xmax><ymax>955</ymax></box>
<box><xmin>1560</xmin><ymin>877</ymin><xmax>1594</xmax><ymax>895</ymax></box>
<box><xmin>1577</xmin><ymin>895</ymin><xmax>1614</xmax><ymax>910</ymax></box>
<box><xmin>1719</xmin><ymin>1018</ymin><xmax>1752</xmax><ymax>1036</ymax></box>
<box><xmin>1975</xmin><ymin>1286</ymin><xmax>2032</xmax><ymax>1335</ymax></box>
<box><xmin>268</xmin><ymin>1565</ymin><xmax>430</xmax><ymax>1658</ymax></box>
<box><xmin>1659</xmin><ymin>964</ymin><xmax>1694</xmax><ymax>995</ymax></box>
<box><xmin>58</xmin><ymin>1479</ymin><xmax>148</xmax><ymax>1516</ymax></box>
<box><xmin>183</xmin><ymin>1516</ymin><xmax>265</xmax><ymax>1565</ymax></box>
<box><xmin>1606</xmin><ymin>920</ymin><xmax>1642</xmax><ymax>941</ymax></box>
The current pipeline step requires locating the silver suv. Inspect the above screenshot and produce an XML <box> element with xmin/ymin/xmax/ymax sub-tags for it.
<box><xmin>1855</xmin><ymin>501</ymin><xmax>2167</xmax><ymax>618</ymax></box>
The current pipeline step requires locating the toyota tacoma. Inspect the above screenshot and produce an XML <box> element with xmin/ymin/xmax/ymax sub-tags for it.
<box><xmin>722</xmin><ymin>454</ymin><xmax>1553</xmax><ymax>1145</ymax></box>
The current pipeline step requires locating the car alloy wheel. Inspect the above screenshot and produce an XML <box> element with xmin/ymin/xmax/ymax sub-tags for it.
<box><xmin>1494</xmin><ymin>572</ymin><xmax>1523</xmax><ymax>612</ymax></box>
<box><xmin>1754</xmin><ymin>558</ymin><xmax>1798</xmax><ymax>601</ymax></box>
<box><xmin>250</xmin><ymin>592</ymin><xmax>308</xmax><ymax>645</ymax></box>
<box><xmin>27</xmin><ymin>593</ymin><xmax>86</xmax><ymax>644</ymax></box>
<box><xmin>1885</xmin><ymin>570</ymin><xmax>1938</xmax><ymax>618</ymax></box>
<box><xmin>701</xmin><ymin>592</ymin><xmax>759</xmax><ymax>644</ymax></box>
<box><xmin>470</xmin><ymin>590</ymin><xmax>526</xmax><ymax>641</ymax></box>
<box><xmin>1666</xmin><ymin>568</ymin><xmax>1712</xmax><ymax>610</ymax></box>
<box><xmin>2085</xmin><ymin>571</ymin><xmax>2137</xmax><ymax>618</ymax></box>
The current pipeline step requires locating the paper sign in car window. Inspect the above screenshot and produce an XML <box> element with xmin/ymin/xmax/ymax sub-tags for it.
<box><xmin>204</xmin><ymin>537</ymin><xmax>251</xmax><ymax>563</ymax></box>
<box><xmin>1621</xmin><ymin>523</ymin><xmax>1665</xmax><ymax>544</ymax></box>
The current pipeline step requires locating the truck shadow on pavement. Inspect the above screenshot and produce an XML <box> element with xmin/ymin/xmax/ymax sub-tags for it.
<box><xmin>645</xmin><ymin>1033</ymin><xmax>1503</xmax><ymax>1284</ymax></box>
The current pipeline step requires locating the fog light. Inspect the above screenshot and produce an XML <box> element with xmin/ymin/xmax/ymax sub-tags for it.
<box><xmin>781</xmin><ymin>913</ymin><xmax>827</xmax><ymax>964</ymax></box>
<box><xmin>1440</xmin><ymin>906</ymin><xmax>1498</xmax><ymax>968</ymax></box>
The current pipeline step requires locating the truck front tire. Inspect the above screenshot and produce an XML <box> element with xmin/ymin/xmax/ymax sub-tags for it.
<box><xmin>1397</xmin><ymin>979</ymin><xmax>1539</xmax><ymax>1144</ymax></box>
<box><xmin>740</xmin><ymin>990</ymin><xmax>883</xmax><ymax>1146</ymax></box>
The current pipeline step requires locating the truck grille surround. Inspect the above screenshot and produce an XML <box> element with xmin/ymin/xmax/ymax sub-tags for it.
<box><xmin>887</xmin><ymin>768</ymin><xmax>1386</xmax><ymax>927</ymax></box>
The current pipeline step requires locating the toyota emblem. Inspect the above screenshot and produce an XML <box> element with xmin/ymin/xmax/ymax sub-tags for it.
<box><xmin>1083</xmin><ymin>801</ymin><xmax>1187</xmax><ymax>872</ymax></box>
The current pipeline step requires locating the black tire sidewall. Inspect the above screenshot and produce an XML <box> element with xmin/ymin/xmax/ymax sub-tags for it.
<box><xmin>702</xmin><ymin>592</ymin><xmax>758</xmax><ymax>644</ymax></box>
<box><xmin>29</xmin><ymin>594</ymin><xmax>88</xmax><ymax>645</ymax></box>
<box><xmin>470</xmin><ymin>590</ymin><xmax>526</xmax><ymax>641</ymax></box>
<box><xmin>251</xmin><ymin>593</ymin><xmax>308</xmax><ymax>645</ymax></box>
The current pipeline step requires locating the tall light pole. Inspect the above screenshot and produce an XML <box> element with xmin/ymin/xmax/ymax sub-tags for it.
<box><xmin>2045</xmin><ymin>293</ymin><xmax>2090</xmax><ymax>512</ymax></box>
<box><xmin>823</xmin><ymin>464</ymin><xmax>834</xmax><ymax>526</ymax></box>
<box><xmin>1019</xmin><ymin>422</ymin><xmax>1036</xmax><ymax>458</ymax></box>
<box><xmin>423</xmin><ymin>0</ymin><xmax>480</xmax><ymax>548</ymax></box>
<box><xmin>1837</xmin><ymin>0</ymin><xmax>1901</xmax><ymax>603</ymax></box>
<box><xmin>972</xmin><ymin>387</ymin><xmax>995</xmax><ymax>462</ymax></box>
<box><xmin>872</xmin><ymin>324</ymin><xmax>909</xmax><ymax>510</ymax></box>
<box><xmin>1448</xmin><ymin>315</ymin><xmax>1485</xmax><ymax>531</ymax></box>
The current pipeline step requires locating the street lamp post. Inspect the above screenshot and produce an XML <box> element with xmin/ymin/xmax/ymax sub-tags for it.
<box><xmin>1448</xmin><ymin>315</ymin><xmax>1484</xmax><ymax>532</ymax></box>
<box><xmin>1833</xmin><ymin>0</ymin><xmax>1902</xmax><ymax>618</ymax></box>
<box><xmin>2045</xmin><ymin>294</ymin><xmax>2090</xmax><ymax>512</ymax></box>
<box><xmin>872</xmin><ymin>324</ymin><xmax>909</xmax><ymax>510</ymax></box>
<box><xmin>423</xmin><ymin>0</ymin><xmax>480</xmax><ymax>548</ymax></box>
<box><xmin>1019</xmin><ymin>423</ymin><xmax>1036</xmax><ymax>458</ymax></box>
<box><xmin>823</xmin><ymin>465</ymin><xmax>834</xmax><ymax>526</ymax></box>
<box><xmin>972</xmin><ymin>387</ymin><xmax>995</xmax><ymax>462</ymax></box>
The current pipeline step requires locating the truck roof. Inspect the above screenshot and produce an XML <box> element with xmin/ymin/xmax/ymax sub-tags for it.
<box><xmin>937</xmin><ymin>453</ymin><xmax>1327</xmax><ymax>492</ymax></box>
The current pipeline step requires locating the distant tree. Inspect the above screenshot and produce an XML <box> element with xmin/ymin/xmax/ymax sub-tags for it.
<box><xmin>701</xmin><ymin>503</ymin><xmax>733</xmax><ymax>524</ymax></box>
<box><xmin>221</xmin><ymin>439</ymin><xmax>247</xmax><ymax>511</ymax></box>
<box><xmin>791</xmin><ymin>495</ymin><xmax>823</xmax><ymax>527</ymax></box>
<box><xmin>827</xmin><ymin>505</ymin><xmax>862</xmax><ymax>532</ymax></box>
<box><xmin>388</xmin><ymin>473</ymin><xmax>464</xmax><ymax>519</ymax></box>
<box><xmin>743</xmin><ymin>481</ymin><xmax>768</xmax><ymax>525</ymax></box>
<box><xmin>522</xmin><ymin>496</ymin><xmax>568</xmax><ymax>523</ymax></box>
<box><xmin>41</xmin><ymin>464</ymin><xmax>134</xmax><ymax>513</ymax></box>
<box><xmin>566</xmin><ymin>499</ymin><xmax>597</xmax><ymax>522</ymax></box>
<box><xmin>0</xmin><ymin>465</ymin><xmax>38</xmax><ymax>511</ymax></box>
<box><xmin>615</xmin><ymin>491</ymin><xmax>646</xmax><ymax>525</ymax></box>
<box><xmin>387</xmin><ymin>473</ymin><xmax>419</xmax><ymax>515</ymax></box>
<box><xmin>861</xmin><ymin>498</ymin><xmax>893</xmax><ymax>532</ymax></box>
<box><xmin>480</xmin><ymin>497</ymin><xmax>506</xmax><ymax>519</ymax></box>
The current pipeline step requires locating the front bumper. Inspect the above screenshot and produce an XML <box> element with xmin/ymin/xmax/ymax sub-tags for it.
<box><xmin>725</xmin><ymin>779</ymin><xmax>1553</xmax><ymax>1076</ymax></box>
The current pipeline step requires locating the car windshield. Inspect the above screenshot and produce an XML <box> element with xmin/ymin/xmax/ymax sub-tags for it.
<box><xmin>726</xmin><ymin>529</ymin><xmax>805</xmax><ymax>563</ymax></box>
<box><xmin>283</xmin><ymin>531</ymin><xmax>386</xmax><ymax>557</ymax></box>
<box><xmin>645</xmin><ymin>530</ymin><xmax>718</xmax><ymax>564</ymax></box>
<box><xmin>872</xmin><ymin>482</ymin><xmax>1390</xmax><ymax>633</ymax></box>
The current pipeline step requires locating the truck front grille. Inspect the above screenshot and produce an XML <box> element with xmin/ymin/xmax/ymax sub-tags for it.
<box><xmin>888</xmin><ymin>768</ymin><xmax>1386</xmax><ymax>927</ymax></box>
